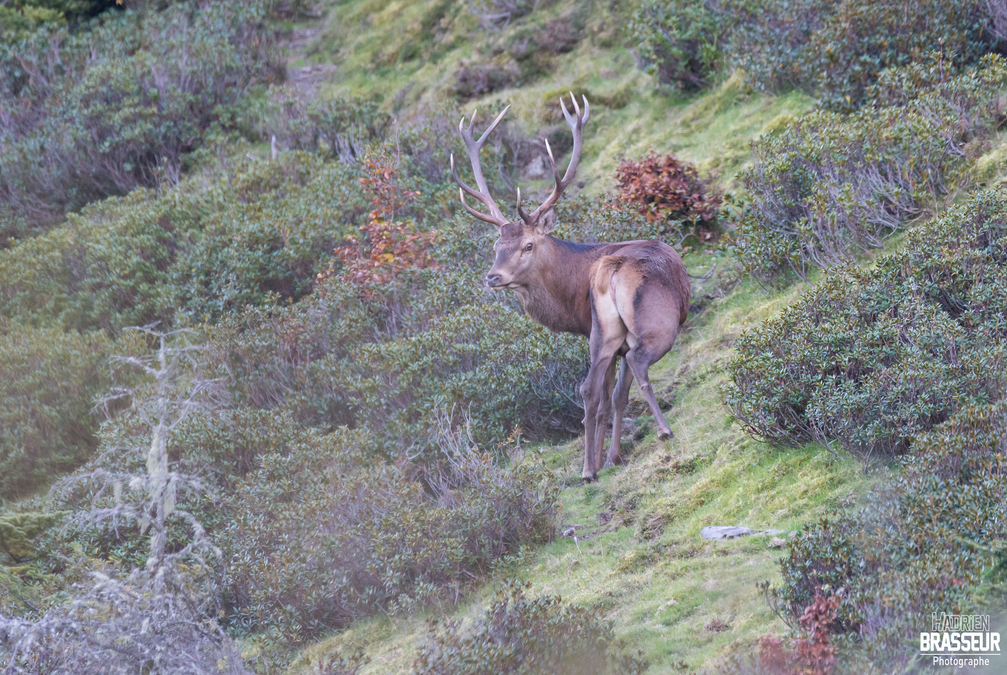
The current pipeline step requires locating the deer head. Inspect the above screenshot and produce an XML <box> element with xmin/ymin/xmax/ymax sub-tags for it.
<box><xmin>450</xmin><ymin>94</ymin><xmax>590</xmax><ymax>290</ymax></box>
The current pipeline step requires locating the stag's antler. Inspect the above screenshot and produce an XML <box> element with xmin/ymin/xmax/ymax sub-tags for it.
<box><xmin>451</xmin><ymin>106</ymin><xmax>512</xmax><ymax>228</ymax></box>
<box><xmin>518</xmin><ymin>93</ymin><xmax>589</xmax><ymax>226</ymax></box>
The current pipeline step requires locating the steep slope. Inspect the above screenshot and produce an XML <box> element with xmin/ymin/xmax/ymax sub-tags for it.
<box><xmin>254</xmin><ymin>3</ymin><xmax>876</xmax><ymax>671</ymax></box>
<box><xmin>284</xmin><ymin>256</ymin><xmax>877</xmax><ymax>673</ymax></box>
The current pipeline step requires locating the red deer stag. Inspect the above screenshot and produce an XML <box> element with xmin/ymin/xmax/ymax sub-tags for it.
<box><xmin>451</xmin><ymin>95</ymin><xmax>690</xmax><ymax>481</ymax></box>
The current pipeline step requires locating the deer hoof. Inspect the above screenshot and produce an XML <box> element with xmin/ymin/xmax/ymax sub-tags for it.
<box><xmin>582</xmin><ymin>473</ymin><xmax>598</xmax><ymax>484</ymax></box>
<box><xmin>658</xmin><ymin>430</ymin><xmax>675</xmax><ymax>441</ymax></box>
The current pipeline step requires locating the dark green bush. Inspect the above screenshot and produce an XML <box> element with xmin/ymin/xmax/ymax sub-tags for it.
<box><xmin>771</xmin><ymin>400</ymin><xmax>1007</xmax><ymax>670</ymax></box>
<box><xmin>0</xmin><ymin>0</ymin><xmax>280</xmax><ymax>239</ymax></box>
<box><xmin>798</xmin><ymin>0</ymin><xmax>993</xmax><ymax>112</ymax></box>
<box><xmin>413</xmin><ymin>580</ymin><xmax>648</xmax><ymax>675</ymax></box>
<box><xmin>0</xmin><ymin>322</ymin><xmax>122</xmax><ymax>499</ymax></box>
<box><xmin>0</xmin><ymin>0</ymin><xmax>117</xmax><ymax>41</ymax></box>
<box><xmin>727</xmin><ymin>189</ymin><xmax>1007</xmax><ymax>460</ymax></box>
<box><xmin>730</xmin><ymin>190</ymin><xmax>1007</xmax><ymax>671</ymax></box>
<box><xmin>731</xmin><ymin>57</ymin><xmax>1005</xmax><ymax>282</ymax></box>
<box><xmin>631</xmin><ymin>0</ymin><xmax>1001</xmax><ymax>110</ymax></box>
<box><xmin>0</xmin><ymin>150</ymin><xmax>368</xmax><ymax>332</ymax></box>
<box><xmin>0</xmin><ymin>188</ymin><xmax>182</xmax><ymax>332</ymax></box>
<box><xmin>723</xmin><ymin>0</ymin><xmax>829</xmax><ymax>93</ymax></box>
<box><xmin>173</xmin><ymin>154</ymin><xmax>369</xmax><ymax>321</ymax></box>
<box><xmin>208</xmin><ymin>266</ymin><xmax>588</xmax><ymax>456</ymax></box>
<box><xmin>630</xmin><ymin>0</ymin><xmax>728</xmax><ymax>92</ymax></box>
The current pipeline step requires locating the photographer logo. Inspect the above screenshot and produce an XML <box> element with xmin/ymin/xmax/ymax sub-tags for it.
<box><xmin>920</xmin><ymin>613</ymin><xmax>1001</xmax><ymax>669</ymax></box>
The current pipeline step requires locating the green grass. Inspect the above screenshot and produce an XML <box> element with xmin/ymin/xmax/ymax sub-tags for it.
<box><xmin>269</xmin><ymin>4</ymin><xmax>865</xmax><ymax>670</ymax></box>
<box><xmin>288</xmin><ymin>252</ymin><xmax>877</xmax><ymax>673</ymax></box>
<box><xmin>300</xmin><ymin>0</ymin><xmax>815</xmax><ymax>193</ymax></box>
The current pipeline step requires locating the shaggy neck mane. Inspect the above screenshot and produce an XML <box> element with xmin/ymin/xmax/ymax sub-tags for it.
<box><xmin>513</xmin><ymin>236</ymin><xmax>603</xmax><ymax>337</ymax></box>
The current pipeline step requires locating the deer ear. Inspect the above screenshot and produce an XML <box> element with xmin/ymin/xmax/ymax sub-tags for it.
<box><xmin>535</xmin><ymin>208</ymin><xmax>557</xmax><ymax>235</ymax></box>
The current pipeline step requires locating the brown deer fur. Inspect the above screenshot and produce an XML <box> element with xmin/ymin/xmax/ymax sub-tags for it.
<box><xmin>452</xmin><ymin>96</ymin><xmax>690</xmax><ymax>481</ymax></box>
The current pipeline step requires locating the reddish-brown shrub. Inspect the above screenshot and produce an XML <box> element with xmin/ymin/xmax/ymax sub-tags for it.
<box><xmin>614</xmin><ymin>153</ymin><xmax>721</xmax><ymax>227</ymax></box>
<box><xmin>791</xmin><ymin>594</ymin><xmax>839</xmax><ymax>675</ymax></box>
<box><xmin>326</xmin><ymin>153</ymin><xmax>439</xmax><ymax>288</ymax></box>
<box><xmin>727</xmin><ymin>594</ymin><xmax>839</xmax><ymax>675</ymax></box>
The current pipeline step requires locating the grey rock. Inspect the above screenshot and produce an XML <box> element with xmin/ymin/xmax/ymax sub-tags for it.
<box><xmin>525</xmin><ymin>155</ymin><xmax>546</xmax><ymax>179</ymax></box>
<box><xmin>701</xmin><ymin>526</ymin><xmax>754</xmax><ymax>540</ymax></box>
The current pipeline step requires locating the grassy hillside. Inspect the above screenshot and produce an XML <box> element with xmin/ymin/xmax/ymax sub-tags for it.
<box><xmin>283</xmin><ymin>0</ymin><xmax>815</xmax><ymax>189</ymax></box>
<box><xmin>257</xmin><ymin>7</ymin><xmax>859</xmax><ymax>668</ymax></box>
<box><xmin>1</xmin><ymin>1</ymin><xmax>1005</xmax><ymax>674</ymax></box>
<box><xmin>291</xmin><ymin>257</ymin><xmax>876</xmax><ymax>673</ymax></box>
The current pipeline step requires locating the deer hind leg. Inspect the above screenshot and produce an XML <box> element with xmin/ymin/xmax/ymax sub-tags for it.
<box><xmin>604</xmin><ymin>358</ymin><xmax>633</xmax><ymax>469</ymax></box>
<box><xmin>625</xmin><ymin>337</ymin><xmax>676</xmax><ymax>440</ymax></box>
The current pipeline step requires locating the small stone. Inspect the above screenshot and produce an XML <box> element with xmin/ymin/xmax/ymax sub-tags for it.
<box><xmin>700</xmin><ymin>526</ymin><xmax>754</xmax><ymax>540</ymax></box>
<box><xmin>768</xmin><ymin>537</ymin><xmax>787</xmax><ymax>548</ymax></box>
<box><xmin>525</xmin><ymin>155</ymin><xmax>546</xmax><ymax>179</ymax></box>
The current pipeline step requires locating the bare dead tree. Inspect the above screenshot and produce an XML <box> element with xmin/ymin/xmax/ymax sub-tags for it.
<box><xmin>0</xmin><ymin>328</ymin><xmax>249</xmax><ymax>675</ymax></box>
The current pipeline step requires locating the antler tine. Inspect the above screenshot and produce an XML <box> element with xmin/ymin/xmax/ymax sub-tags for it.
<box><xmin>452</xmin><ymin>105</ymin><xmax>511</xmax><ymax>228</ymax></box>
<box><xmin>526</xmin><ymin>94</ymin><xmax>590</xmax><ymax>224</ymax></box>
<box><xmin>475</xmin><ymin>105</ymin><xmax>510</xmax><ymax>146</ymax></box>
<box><xmin>517</xmin><ymin>187</ymin><xmax>533</xmax><ymax>224</ymax></box>
<box><xmin>457</xmin><ymin>187</ymin><xmax>506</xmax><ymax>226</ymax></box>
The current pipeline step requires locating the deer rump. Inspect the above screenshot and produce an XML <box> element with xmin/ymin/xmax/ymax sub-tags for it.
<box><xmin>580</xmin><ymin>241</ymin><xmax>689</xmax><ymax>480</ymax></box>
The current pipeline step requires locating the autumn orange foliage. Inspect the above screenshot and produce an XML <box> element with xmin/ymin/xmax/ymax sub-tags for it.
<box><xmin>321</xmin><ymin>153</ymin><xmax>438</xmax><ymax>288</ymax></box>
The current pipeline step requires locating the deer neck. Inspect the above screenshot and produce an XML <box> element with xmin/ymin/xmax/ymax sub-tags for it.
<box><xmin>513</xmin><ymin>236</ymin><xmax>604</xmax><ymax>338</ymax></box>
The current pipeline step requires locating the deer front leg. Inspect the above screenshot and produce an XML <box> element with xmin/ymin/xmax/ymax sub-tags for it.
<box><xmin>592</xmin><ymin>357</ymin><xmax>617</xmax><ymax>474</ymax></box>
<box><xmin>582</xmin><ymin>340</ymin><xmax>623</xmax><ymax>481</ymax></box>
<box><xmin>580</xmin><ymin>376</ymin><xmax>599</xmax><ymax>481</ymax></box>
<box><xmin>605</xmin><ymin>358</ymin><xmax>633</xmax><ymax>468</ymax></box>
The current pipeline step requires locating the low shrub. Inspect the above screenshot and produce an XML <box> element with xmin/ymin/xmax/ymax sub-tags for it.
<box><xmin>797</xmin><ymin>0</ymin><xmax>993</xmax><ymax>112</ymax></box>
<box><xmin>726</xmin><ymin>189</ymin><xmax>1007</xmax><ymax>459</ymax></box>
<box><xmin>766</xmin><ymin>400</ymin><xmax>1007</xmax><ymax>671</ymax></box>
<box><xmin>0</xmin><ymin>322</ymin><xmax>122</xmax><ymax>500</ymax></box>
<box><xmin>454</xmin><ymin>59</ymin><xmax>520</xmax><ymax>100</ymax></box>
<box><xmin>0</xmin><ymin>1</ymin><xmax>280</xmax><ymax>239</ymax></box>
<box><xmin>0</xmin><ymin>149</ymin><xmax>368</xmax><ymax>332</ymax></box>
<box><xmin>174</xmin><ymin>153</ymin><xmax>370</xmax><ymax>321</ymax></box>
<box><xmin>731</xmin><ymin>57</ymin><xmax>1005</xmax><ymax>282</ymax></box>
<box><xmin>723</xmin><ymin>0</ymin><xmax>830</xmax><ymax>94</ymax></box>
<box><xmin>629</xmin><ymin>0</ymin><xmax>728</xmax><ymax>92</ymax></box>
<box><xmin>412</xmin><ymin>580</ymin><xmax>648</xmax><ymax>675</ymax></box>
<box><xmin>24</xmin><ymin>367</ymin><xmax>560</xmax><ymax>656</ymax></box>
<box><xmin>255</xmin><ymin>92</ymin><xmax>391</xmax><ymax>162</ymax></box>
<box><xmin>219</xmin><ymin>421</ymin><xmax>559</xmax><ymax>640</ymax></box>
<box><xmin>631</xmin><ymin>0</ymin><xmax>1001</xmax><ymax>110</ymax></box>
<box><xmin>613</xmin><ymin>153</ymin><xmax>721</xmax><ymax>229</ymax></box>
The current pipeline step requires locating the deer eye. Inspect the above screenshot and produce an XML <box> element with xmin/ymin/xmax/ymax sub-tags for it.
<box><xmin>523</xmin><ymin>242</ymin><xmax>533</xmax><ymax>252</ymax></box>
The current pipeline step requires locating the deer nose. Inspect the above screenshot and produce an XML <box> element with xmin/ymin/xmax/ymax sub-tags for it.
<box><xmin>486</xmin><ymin>273</ymin><xmax>502</xmax><ymax>287</ymax></box>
